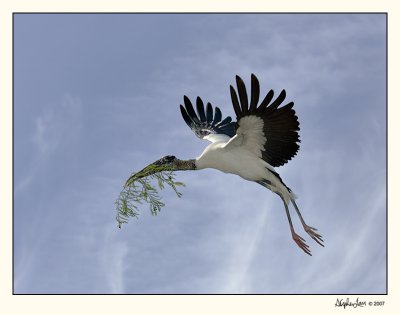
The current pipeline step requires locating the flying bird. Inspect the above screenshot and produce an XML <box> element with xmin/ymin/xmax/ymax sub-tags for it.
<box><xmin>133</xmin><ymin>74</ymin><xmax>324</xmax><ymax>255</ymax></box>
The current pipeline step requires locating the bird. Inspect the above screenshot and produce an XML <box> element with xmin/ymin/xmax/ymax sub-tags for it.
<box><xmin>131</xmin><ymin>74</ymin><xmax>324</xmax><ymax>255</ymax></box>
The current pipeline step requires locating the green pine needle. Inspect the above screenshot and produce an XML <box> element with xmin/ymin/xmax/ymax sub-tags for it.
<box><xmin>115</xmin><ymin>171</ymin><xmax>185</xmax><ymax>228</ymax></box>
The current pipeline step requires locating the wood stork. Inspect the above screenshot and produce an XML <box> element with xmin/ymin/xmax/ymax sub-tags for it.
<box><xmin>133</xmin><ymin>74</ymin><xmax>324</xmax><ymax>255</ymax></box>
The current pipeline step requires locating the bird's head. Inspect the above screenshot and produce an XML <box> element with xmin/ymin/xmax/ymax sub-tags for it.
<box><xmin>153</xmin><ymin>155</ymin><xmax>178</xmax><ymax>168</ymax></box>
<box><xmin>125</xmin><ymin>155</ymin><xmax>180</xmax><ymax>187</ymax></box>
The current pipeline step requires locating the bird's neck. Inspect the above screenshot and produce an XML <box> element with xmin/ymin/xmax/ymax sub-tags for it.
<box><xmin>175</xmin><ymin>158</ymin><xmax>197</xmax><ymax>171</ymax></box>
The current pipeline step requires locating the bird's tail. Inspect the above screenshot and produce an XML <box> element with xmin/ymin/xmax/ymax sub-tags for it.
<box><xmin>257</xmin><ymin>175</ymin><xmax>297</xmax><ymax>205</ymax></box>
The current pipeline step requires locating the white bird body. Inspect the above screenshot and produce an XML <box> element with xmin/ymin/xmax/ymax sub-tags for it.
<box><xmin>196</xmin><ymin>116</ymin><xmax>270</xmax><ymax>179</ymax></box>
<box><xmin>196</xmin><ymin>139</ymin><xmax>268</xmax><ymax>180</ymax></box>
<box><xmin>196</xmin><ymin>136</ymin><xmax>294</xmax><ymax>204</ymax></box>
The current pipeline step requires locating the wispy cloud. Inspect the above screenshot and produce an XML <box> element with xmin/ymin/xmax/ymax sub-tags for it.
<box><xmin>32</xmin><ymin>94</ymin><xmax>82</xmax><ymax>156</ymax></box>
<box><xmin>216</xmin><ymin>206</ymin><xmax>269</xmax><ymax>293</ymax></box>
<box><xmin>16</xmin><ymin>94</ymin><xmax>83</xmax><ymax>195</ymax></box>
<box><xmin>100</xmin><ymin>224</ymin><xmax>129</xmax><ymax>294</ymax></box>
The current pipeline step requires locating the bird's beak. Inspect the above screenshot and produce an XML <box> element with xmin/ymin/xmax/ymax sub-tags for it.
<box><xmin>124</xmin><ymin>159</ymin><xmax>172</xmax><ymax>187</ymax></box>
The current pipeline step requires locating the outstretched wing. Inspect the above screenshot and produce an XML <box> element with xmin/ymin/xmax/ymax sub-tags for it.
<box><xmin>229</xmin><ymin>74</ymin><xmax>300</xmax><ymax>167</ymax></box>
<box><xmin>180</xmin><ymin>95</ymin><xmax>236</xmax><ymax>143</ymax></box>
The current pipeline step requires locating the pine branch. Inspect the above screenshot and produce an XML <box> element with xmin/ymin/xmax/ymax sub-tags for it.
<box><xmin>115</xmin><ymin>171</ymin><xmax>185</xmax><ymax>228</ymax></box>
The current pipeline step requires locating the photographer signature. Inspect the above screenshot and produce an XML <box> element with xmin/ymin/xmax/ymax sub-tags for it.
<box><xmin>335</xmin><ymin>298</ymin><xmax>367</xmax><ymax>309</ymax></box>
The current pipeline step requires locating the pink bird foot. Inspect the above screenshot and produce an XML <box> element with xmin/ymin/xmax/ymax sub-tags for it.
<box><xmin>304</xmin><ymin>225</ymin><xmax>324</xmax><ymax>247</ymax></box>
<box><xmin>292</xmin><ymin>232</ymin><xmax>312</xmax><ymax>256</ymax></box>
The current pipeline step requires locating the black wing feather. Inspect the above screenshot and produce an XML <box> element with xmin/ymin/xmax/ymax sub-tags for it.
<box><xmin>196</xmin><ymin>97</ymin><xmax>206</xmax><ymax>122</ymax></box>
<box><xmin>206</xmin><ymin>102</ymin><xmax>213</xmax><ymax>124</ymax></box>
<box><xmin>230</xmin><ymin>85</ymin><xmax>242</xmax><ymax>117</ymax></box>
<box><xmin>213</xmin><ymin>107</ymin><xmax>222</xmax><ymax>124</ymax></box>
<box><xmin>216</xmin><ymin>116</ymin><xmax>232</xmax><ymax>127</ymax></box>
<box><xmin>249</xmin><ymin>74</ymin><xmax>260</xmax><ymax>114</ymax></box>
<box><xmin>267</xmin><ymin>89</ymin><xmax>286</xmax><ymax>111</ymax></box>
<box><xmin>236</xmin><ymin>75</ymin><xmax>249</xmax><ymax>115</ymax></box>
<box><xmin>231</xmin><ymin>74</ymin><xmax>300</xmax><ymax>167</ymax></box>
<box><xmin>180</xmin><ymin>96</ymin><xmax>236</xmax><ymax>139</ymax></box>
<box><xmin>180</xmin><ymin>105</ymin><xmax>193</xmax><ymax>128</ymax></box>
<box><xmin>183</xmin><ymin>96</ymin><xmax>200</xmax><ymax>124</ymax></box>
<box><xmin>258</xmin><ymin>89</ymin><xmax>274</xmax><ymax>111</ymax></box>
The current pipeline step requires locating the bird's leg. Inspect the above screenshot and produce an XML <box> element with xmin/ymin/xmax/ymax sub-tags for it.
<box><xmin>290</xmin><ymin>198</ymin><xmax>324</xmax><ymax>247</ymax></box>
<box><xmin>280</xmin><ymin>196</ymin><xmax>311</xmax><ymax>256</ymax></box>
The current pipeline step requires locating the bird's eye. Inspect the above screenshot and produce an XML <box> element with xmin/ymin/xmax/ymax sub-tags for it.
<box><xmin>164</xmin><ymin>155</ymin><xmax>176</xmax><ymax>163</ymax></box>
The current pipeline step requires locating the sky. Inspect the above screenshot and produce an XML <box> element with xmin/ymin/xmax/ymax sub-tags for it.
<box><xmin>13</xmin><ymin>13</ymin><xmax>386</xmax><ymax>294</ymax></box>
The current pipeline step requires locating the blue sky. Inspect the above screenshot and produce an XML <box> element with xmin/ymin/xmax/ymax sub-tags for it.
<box><xmin>14</xmin><ymin>14</ymin><xmax>386</xmax><ymax>294</ymax></box>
